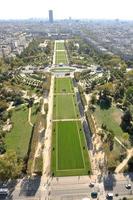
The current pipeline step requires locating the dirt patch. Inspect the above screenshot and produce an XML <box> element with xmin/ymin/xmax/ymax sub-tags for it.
<box><xmin>112</xmin><ymin>108</ymin><xmax>123</xmax><ymax>125</ymax></box>
<box><xmin>3</xmin><ymin>124</ymin><xmax>12</xmax><ymax>132</ymax></box>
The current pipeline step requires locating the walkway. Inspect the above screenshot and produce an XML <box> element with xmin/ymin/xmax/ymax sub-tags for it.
<box><xmin>114</xmin><ymin>136</ymin><xmax>127</xmax><ymax>150</ymax></box>
<box><xmin>28</xmin><ymin>107</ymin><xmax>33</xmax><ymax>127</ymax></box>
<box><xmin>54</xmin><ymin>92</ymin><xmax>74</xmax><ymax>95</ymax></box>
<box><xmin>115</xmin><ymin>148</ymin><xmax>133</xmax><ymax>173</ymax></box>
<box><xmin>83</xmin><ymin>92</ymin><xmax>106</xmax><ymax>175</ymax></box>
<box><xmin>38</xmin><ymin>75</ymin><xmax>55</xmax><ymax>199</ymax></box>
<box><xmin>53</xmin><ymin>118</ymin><xmax>81</xmax><ymax>122</ymax></box>
<box><xmin>52</xmin><ymin>40</ymin><xmax>56</xmax><ymax>65</ymax></box>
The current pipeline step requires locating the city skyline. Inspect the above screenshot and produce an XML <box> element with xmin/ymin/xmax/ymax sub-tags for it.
<box><xmin>0</xmin><ymin>0</ymin><xmax>133</xmax><ymax>20</ymax></box>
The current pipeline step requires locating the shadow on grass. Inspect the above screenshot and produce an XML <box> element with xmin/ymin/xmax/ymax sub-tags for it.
<box><xmin>97</xmin><ymin>100</ymin><xmax>111</xmax><ymax>110</ymax></box>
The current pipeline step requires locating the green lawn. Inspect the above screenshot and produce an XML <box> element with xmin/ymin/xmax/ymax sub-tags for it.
<box><xmin>94</xmin><ymin>105</ymin><xmax>124</xmax><ymax>141</ymax></box>
<box><xmin>5</xmin><ymin>105</ymin><xmax>37</xmax><ymax>158</ymax></box>
<box><xmin>51</xmin><ymin>67</ymin><xmax>75</xmax><ymax>72</ymax></box>
<box><xmin>51</xmin><ymin>121</ymin><xmax>91</xmax><ymax>176</ymax></box>
<box><xmin>56</xmin><ymin>42</ymin><xmax>65</xmax><ymax>50</ymax></box>
<box><xmin>55</xmin><ymin>51</ymin><xmax>68</xmax><ymax>64</ymax></box>
<box><xmin>54</xmin><ymin>78</ymin><xmax>73</xmax><ymax>93</ymax></box>
<box><xmin>53</xmin><ymin>94</ymin><xmax>80</xmax><ymax>119</ymax></box>
<box><xmin>31</xmin><ymin>103</ymin><xmax>39</xmax><ymax>124</ymax></box>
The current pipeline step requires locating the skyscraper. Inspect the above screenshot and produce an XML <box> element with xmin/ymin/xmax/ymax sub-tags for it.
<box><xmin>49</xmin><ymin>10</ymin><xmax>53</xmax><ymax>23</ymax></box>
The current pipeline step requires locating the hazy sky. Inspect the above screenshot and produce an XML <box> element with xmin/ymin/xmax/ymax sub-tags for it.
<box><xmin>1</xmin><ymin>0</ymin><xmax>133</xmax><ymax>20</ymax></box>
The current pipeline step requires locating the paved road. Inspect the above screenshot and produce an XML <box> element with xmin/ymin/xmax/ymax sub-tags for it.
<box><xmin>50</xmin><ymin>183</ymin><xmax>100</xmax><ymax>200</ymax></box>
<box><xmin>104</xmin><ymin>179</ymin><xmax>133</xmax><ymax>197</ymax></box>
<box><xmin>1</xmin><ymin>173</ymin><xmax>133</xmax><ymax>200</ymax></box>
<box><xmin>49</xmin><ymin>174</ymin><xmax>133</xmax><ymax>200</ymax></box>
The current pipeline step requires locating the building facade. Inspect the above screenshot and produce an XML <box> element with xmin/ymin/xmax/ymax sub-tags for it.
<box><xmin>49</xmin><ymin>10</ymin><xmax>53</xmax><ymax>23</ymax></box>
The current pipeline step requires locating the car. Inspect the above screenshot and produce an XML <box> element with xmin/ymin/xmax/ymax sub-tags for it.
<box><xmin>0</xmin><ymin>188</ymin><xmax>9</xmax><ymax>196</ymax></box>
<box><xmin>89</xmin><ymin>182</ymin><xmax>95</xmax><ymax>187</ymax></box>
<box><xmin>106</xmin><ymin>192</ymin><xmax>113</xmax><ymax>199</ymax></box>
<box><xmin>125</xmin><ymin>183</ymin><xmax>131</xmax><ymax>189</ymax></box>
<box><xmin>91</xmin><ymin>192</ymin><xmax>98</xmax><ymax>198</ymax></box>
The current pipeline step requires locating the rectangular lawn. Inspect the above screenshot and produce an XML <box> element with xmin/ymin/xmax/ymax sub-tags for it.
<box><xmin>54</xmin><ymin>78</ymin><xmax>73</xmax><ymax>93</ymax></box>
<box><xmin>56</xmin><ymin>42</ymin><xmax>65</xmax><ymax>50</ymax></box>
<box><xmin>53</xmin><ymin>94</ymin><xmax>80</xmax><ymax>119</ymax></box>
<box><xmin>55</xmin><ymin>51</ymin><xmax>68</xmax><ymax>64</ymax></box>
<box><xmin>51</xmin><ymin>121</ymin><xmax>91</xmax><ymax>176</ymax></box>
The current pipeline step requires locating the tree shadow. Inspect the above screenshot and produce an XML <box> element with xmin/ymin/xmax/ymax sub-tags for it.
<box><xmin>83</xmin><ymin>120</ymin><xmax>93</xmax><ymax>151</ymax></box>
<box><xmin>97</xmin><ymin>100</ymin><xmax>111</xmax><ymax>110</ymax></box>
<box><xmin>3</xmin><ymin>179</ymin><xmax>18</xmax><ymax>200</ymax></box>
<box><xmin>19</xmin><ymin>175</ymin><xmax>41</xmax><ymax>197</ymax></box>
<box><xmin>103</xmin><ymin>173</ymin><xmax>117</xmax><ymax>191</ymax></box>
<box><xmin>76</xmin><ymin>92</ymin><xmax>85</xmax><ymax>117</ymax></box>
<box><xmin>123</xmin><ymin>170</ymin><xmax>133</xmax><ymax>181</ymax></box>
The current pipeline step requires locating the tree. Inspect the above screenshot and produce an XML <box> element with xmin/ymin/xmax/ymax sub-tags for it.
<box><xmin>107</xmin><ymin>131</ymin><xmax>115</xmax><ymax>151</ymax></box>
<box><xmin>98</xmin><ymin>88</ymin><xmax>112</xmax><ymax>109</ymax></box>
<box><xmin>90</xmin><ymin>94</ymin><xmax>97</xmax><ymax>104</ymax></box>
<box><xmin>0</xmin><ymin>100</ymin><xmax>8</xmax><ymax>112</ymax></box>
<box><xmin>121</xmin><ymin>110</ymin><xmax>132</xmax><ymax>132</ymax></box>
<box><xmin>122</xmin><ymin>132</ymin><xmax>129</xmax><ymax>146</ymax></box>
<box><xmin>0</xmin><ymin>150</ymin><xmax>22</xmax><ymax>181</ymax></box>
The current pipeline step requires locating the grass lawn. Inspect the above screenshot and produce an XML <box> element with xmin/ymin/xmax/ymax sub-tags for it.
<box><xmin>51</xmin><ymin>67</ymin><xmax>75</xmax><ymax>72</ymax></box>
<box><xmin>5</xmin><ymin>105</ymin><xmax>37</xmax><ymax>158</ymax></box>
<box><xmin>51</xmin><ymin>121</ymin><xmax>91</xmax><ymax>176</ymax></box>
<box><xmin>55</xmin><ymin>51</ymin><xmax>68</xmax><ymax>64</ymax></box>
<box><xmin>31</xmin><ymin>103</ymin><xmax>39</xmax><ymax>124</ymax></box>
<box><xmin>54</xmin><ymin>77</ymin><xmax>73</xmax><ymax>93</ymax></box>
<box><xmin>94</xmin><ymin>105</ymin><xmax>124</xmax><ymax>141</ymax></box>
<box><xmin>53</xmin><ymin>94</ymin><xmax>80</xmax><ymax>119</ymax></box>
<box><xmin>56</xmin><ymin>42</ymin><xmax>65</xmax><ymax>50</ymax></box>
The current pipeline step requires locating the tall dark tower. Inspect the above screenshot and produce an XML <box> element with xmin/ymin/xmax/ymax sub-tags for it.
<box><xmin>49</xmin><ymin>10</ymin><xmax>53</xmax><ymax>23</ymax></box>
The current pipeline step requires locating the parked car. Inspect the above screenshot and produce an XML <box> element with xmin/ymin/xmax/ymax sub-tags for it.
<box><xmin>89</xmin><ymin>182</ymin><xmax>95</xmax><ymax>187</ymax></box>
<box><xmin>106</xmin><ymin>192</ymin><xmax>113</xmax><ymax>199</ymax></box>
<box><xmin>0</xmin><ymin>188</ymin><xmax>9</xmax><ymax>196</ymax></box>
<box><xmin>91</xmin><ymin>192</ymin><xmax>98</xmax><ymax>198</ymax></box>
<box><xmin>125</xmin><ymin>183</ymin><xmax>131</xmax><ymax>189</ymax></box>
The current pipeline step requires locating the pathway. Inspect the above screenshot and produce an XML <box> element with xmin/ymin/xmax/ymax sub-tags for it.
<box><xmin>38</xmin><ymin>75</ymin><xmax>55</xmax><ymax>199</ymax></box>
<box><xmin>83</xmin><ymin>93</ymin><xmax>106</xmax><ymax>175</ymax></box>
<box><xmin>115</xmin><ymin>148</ymin><xmax>133</xmax><ymax>173</ymax></box>
<box><xmin>41</xmin><ymin>98</ymin><xmax>48</xmax><ymax>115</ymax></box>
<box><xmin>114</xmin><ymin>136</ymin><xmax>127</xmax><ymax>150</ymax></box>
<box><xmin>54</xmin><ymin>92</ymin><xmax>74</xmax><ymax>95</ymax></box>
<box><xmin>52</xmin><ymin>40</ymin><xmax>56</xmax><ymax>65</ymax></box>
<box><xmin>28</xmin><ymin>107</ymin><xmax>33</xmax><ymax>127</ymax></box>
<box><xmin>53</xmin><ymin>118</ymin><xmax>81</xmax><ymax>122</ymax></box>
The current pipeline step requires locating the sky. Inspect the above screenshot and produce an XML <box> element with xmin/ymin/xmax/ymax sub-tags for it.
<box><xmin>0</xmin><ymin>0</ymin><xmax>133</xmax><ymax>20</ymax></box>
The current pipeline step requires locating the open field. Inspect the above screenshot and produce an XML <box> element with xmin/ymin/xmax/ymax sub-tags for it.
<box><xmin>51</xmin><ymin>121</ymin><xmax>91</xmax><ymax>176</ymax></box>
<box><xmin>55</xmin><ymin>51</ymin><xmax>68</xmax><ymax>65</ymax></box>
<box><xmin>5</xmin><ymin>105</ymin><xmax>37</xmax><ymax>158</ymax></box>
<box><xmin>54</xmin><ymin>77</ymin><xmax>73</xmax><ymax>93</ymax></box>
<box><xmin>53</xmin><ymin>94</ymin><xmax>80</xmax><ymax>119</ymax></box>
<box><xmin>94</xmin><ymin>105</ymin><xmax>125</xmax><ymax>141</ymax></box>
<box><xmin>56</xmin><ymin>42</ymin><xmax>65</xmax><ymax>50</ymax></box>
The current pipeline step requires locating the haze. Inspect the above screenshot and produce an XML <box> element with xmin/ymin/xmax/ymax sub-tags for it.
<box><xmin>0</xmin><ymin>0</ymin><xmax>133</xmax><ymax>20</ymax></box>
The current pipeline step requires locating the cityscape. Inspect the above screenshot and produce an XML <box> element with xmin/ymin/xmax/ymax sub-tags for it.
<box><xmin>0</xmin><ymin>5</ymin><xmax>133</xmax><ymax>200</ymax></box>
